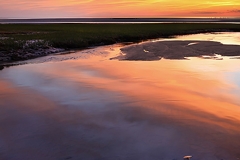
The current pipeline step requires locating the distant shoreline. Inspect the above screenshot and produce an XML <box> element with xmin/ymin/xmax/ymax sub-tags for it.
<box><xmin>1</xmin><ymin>18</ymin><xmax>240</xmax><ymax>24</ymax></box>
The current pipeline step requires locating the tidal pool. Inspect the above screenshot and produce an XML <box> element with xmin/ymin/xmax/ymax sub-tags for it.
<box><xmin>0</xmin><ymin>33</ymin><xmax>240</xmax><ymax>160</ymax></box>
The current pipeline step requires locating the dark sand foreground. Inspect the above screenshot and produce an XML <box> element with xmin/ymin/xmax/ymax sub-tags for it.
<box><xmin>117</xmin><ymin>40</ymin><xmax>240</xmax><ymax>60</ymax></box>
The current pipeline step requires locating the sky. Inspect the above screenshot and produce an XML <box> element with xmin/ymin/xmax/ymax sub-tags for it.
<box><xmin>0</xmin><ymin>0</ymin><xmax>240</xmax><ymax>18</ymax></box>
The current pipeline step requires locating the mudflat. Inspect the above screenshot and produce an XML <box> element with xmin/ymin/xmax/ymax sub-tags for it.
<box><xmin>118</xmin><ymin>40</ymin><xmax>240</xmax><ymax>60</ymax></box>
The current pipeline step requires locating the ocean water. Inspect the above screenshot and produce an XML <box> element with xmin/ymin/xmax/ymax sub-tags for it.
<box><xmin>0</xmin><ymin>33</ymin><xmax>240</xmax><ymax>160</ymax></box>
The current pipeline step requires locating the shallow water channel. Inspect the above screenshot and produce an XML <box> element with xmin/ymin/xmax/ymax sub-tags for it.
<box><xmin>0</xmin><ymin>33</ymin><xmax>240</xmax><ymax>160</ymax></box>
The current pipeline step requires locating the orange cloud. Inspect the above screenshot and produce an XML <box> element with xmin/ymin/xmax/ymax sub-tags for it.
<box><xmin>0</xmin><ymin>0</ymin><xmax>240</xmax><ymax>18</ymax></box>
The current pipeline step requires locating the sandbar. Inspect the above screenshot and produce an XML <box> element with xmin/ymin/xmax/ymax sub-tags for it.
<box><xmin>117</xmin><ymin>40</ymin><xmax>240</xmax><ymax>60</ymax></box>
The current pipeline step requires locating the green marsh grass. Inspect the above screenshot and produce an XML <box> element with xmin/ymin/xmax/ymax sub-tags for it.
<box><xmin>0</xmin><ymin>23</ymin><xmax>240</xmax><ymax>52</ymax></box>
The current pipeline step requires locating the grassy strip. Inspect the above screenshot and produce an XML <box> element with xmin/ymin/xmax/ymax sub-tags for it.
<box><xmin>0</xmin><ymin>23</ymin><xmax>240</xmax><ymax>62</ymax></box>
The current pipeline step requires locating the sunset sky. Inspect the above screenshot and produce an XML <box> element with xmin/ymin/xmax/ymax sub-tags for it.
<box><xmin>0</xmin><ymin>0</ymin><xmax>240</xmax><ymax>18</ymax></box>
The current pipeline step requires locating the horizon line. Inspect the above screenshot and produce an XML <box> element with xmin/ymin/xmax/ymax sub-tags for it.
<box><xmin>1</xmin><ymin>17</ymin><xmax>240</xmax><ymax>20</ymax></box>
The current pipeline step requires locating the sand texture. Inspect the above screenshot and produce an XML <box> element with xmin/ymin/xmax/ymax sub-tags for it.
<box><xmin>118</xmin><ymin>40</ymin><xmax>240</xmax><ymax>60</ymax></box>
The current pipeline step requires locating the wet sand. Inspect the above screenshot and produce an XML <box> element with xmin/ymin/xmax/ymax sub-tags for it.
<box><xmin>118</xmin><ymin>40</ymin><xmax>240</xmax><ymax>60</ymax></box>
<box><xmin>0</xmin><ymin>33</ymin><xmax>240</xmax><ymax>160</ymax></box>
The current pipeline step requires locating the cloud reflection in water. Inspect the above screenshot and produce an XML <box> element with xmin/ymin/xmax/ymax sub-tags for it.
<box><xmin>0</xmin><ymin>33</ymin><xmax>240</xmax><ymax>160</ymax></box>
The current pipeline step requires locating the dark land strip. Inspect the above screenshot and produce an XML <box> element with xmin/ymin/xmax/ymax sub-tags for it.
<box><xmin>1</xmin><ymin>23</ymin><xmax>240</xmax><ymax>63</ymax></box>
